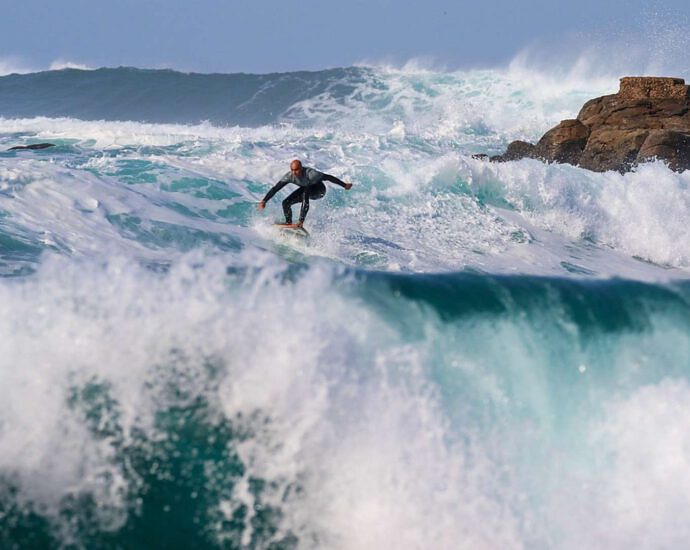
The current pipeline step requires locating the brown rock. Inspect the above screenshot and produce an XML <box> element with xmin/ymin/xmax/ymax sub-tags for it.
<box><xmin>577</xmin><ymin>95</ymin><xmax>617</xmax><ymax>127</ymax></box>
<box><xmin>490</xmin><ymin>76</ymin><xmax>690</xmax><ymax>172</ymax></box>
<box><xmin>579</xmin><ymin>129</ymin><xmax>649</xmax><ymax>172</ymax></box>
<box><xmin>533</xmin><ymin>119</ymin><xmax>589</xmax><ymax>164</ymax></box>
<box><xmin>597</xmin><ymin>99</ymin><xmax>689</xmax><ymax>131</ymax></box>
<box><xmin>637</xmin><ymin>130</ymin><xmax>690</xmax><ymax>171</ymax></box>
<box><xmin>619</xmin><ymin>77</ymin><xmax>689</xmax><ymax>101</ymax></box>
<box><xmin>490</xmin><ymin>140</ymin><xmax>535</xmax><ymax>162</ymax></box>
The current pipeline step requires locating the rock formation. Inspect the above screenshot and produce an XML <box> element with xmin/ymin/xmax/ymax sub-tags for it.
<box><xmin>491</xmin><ymin>77</ymin><xmax>690</xmax><ymax>172</ymax></box>
<box><xmin>8</xmin><ymin>143</ymin><xmax>56</xmax><ymax>151</ymax></box>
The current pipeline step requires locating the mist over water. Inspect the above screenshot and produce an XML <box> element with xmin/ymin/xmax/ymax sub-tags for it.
<box><xmin>1</xmin><ymin>58</ymin><xmax>690</xmax><ymax>549</ymax></box>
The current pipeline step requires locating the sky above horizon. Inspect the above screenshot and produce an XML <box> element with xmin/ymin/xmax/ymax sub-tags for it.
<box><xmin>1</xmin><ymin>0</ymin><xmax>689</xmax><ymax>75</ymax></box>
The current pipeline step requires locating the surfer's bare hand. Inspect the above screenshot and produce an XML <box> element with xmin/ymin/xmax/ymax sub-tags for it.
<box><xmin>258</xmin><ymin>201</ymin><xmax>266</xmax><ymax>210</ymax></box>
<box><xmin>344</xmin><ymin>183</ymin><xmax>353</xmax><ymax>190</ymax></box>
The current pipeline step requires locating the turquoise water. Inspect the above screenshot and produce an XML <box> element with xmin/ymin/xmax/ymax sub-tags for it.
<box><xmin>1</xmin><ymin>65</ymin><xmax>690</xmax><ymax>549</ymax></box>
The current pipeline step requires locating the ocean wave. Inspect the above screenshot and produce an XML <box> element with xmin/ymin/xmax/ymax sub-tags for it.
<box><xmin>2</xmin><ymin>253</ymin><xmax>690</xmax><ymax>548</ymax></box>
<box><xmin>2</xmin><ymin>119</ymin><xmax>689</xmax><ymax>278</ymax></box>
<box><xmin>3</xmin><ymin>60</ymin><xmax>690</xmax><ymax>549</ymax></box>
<box><xmin>0</xmin><ymin>63</ymin><xmax>612</xmax><ymax>139</ymax></box>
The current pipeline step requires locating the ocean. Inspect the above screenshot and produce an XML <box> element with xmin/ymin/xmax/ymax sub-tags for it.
<box><xmin>1</xmin><ymin>63</ymin><xmax>690</xmax><ymax>549</ymax></box>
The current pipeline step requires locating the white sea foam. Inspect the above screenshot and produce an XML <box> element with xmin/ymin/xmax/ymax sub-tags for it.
<box><xmin>552</xmin><ymin>378</ymin><xmax>690</xmax><ymax>549</ymax></box>
<box><xmin>2</xmin><ymin>112</ymin><xmax>690</xmax><ymax>279</ymax></box>
<box><xmin>0</xmin><ymin>157</ymin><xmax>256</xmax><ymax>263</ymax></box>
<box><xmin>0</xmin><ymin>253</ymin><xmax>524</xmax><ymax>547</ymax></box>
<box><xmin>0</xmin><ymin>56</ymin><xmax>36</xmax><ymax>76</ymax></box>
<box><xmin>2</xmin><ymin>252</ymin><xmax>689</xmax><ymax>547</ymax></box>
<box><xmin>0</xmin><ymin>56</ymin><xmax>96</xmax><ymax>75</ymax></box>
<box><xmin>48</xmin><ymin>59</ymin><xmax>94</xmax><ymax>71</ymax></box>
<box><xmin>283</xmin><ymin>65</ymin><xmax>611</xmax><ymax>147</ymax></box>
<box><xmin>468</xmin><ymin>159</ymin><xmax>690</xmax><ymax>270</ymax></box>
<box><xmin>0</xmin><ymin>117</ymin><xmax>268</xmax><ymax>147</ymax></box>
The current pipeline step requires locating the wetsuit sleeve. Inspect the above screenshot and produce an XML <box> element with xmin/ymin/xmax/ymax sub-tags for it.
<box><xmin>262</xmin><ymin>180</ymin><xmax>290</xmax><ymax>203</ymax></box>
<box><xmin>322</xmin><ymin>173</ymin><xmax>348</xmax><ymax>188</ymax></box>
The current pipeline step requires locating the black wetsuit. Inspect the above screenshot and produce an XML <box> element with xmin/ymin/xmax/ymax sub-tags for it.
<box><xmin>262</xmin><ymin>167</ymin><xmax>348</xmax><ymax>224</ymax></box>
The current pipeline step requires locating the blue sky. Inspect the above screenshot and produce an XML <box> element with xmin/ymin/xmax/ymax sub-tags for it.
<box><xmin>1</xmin><ymin>0</ymin><xmax>688</xmax><ymax>74</ymax></box>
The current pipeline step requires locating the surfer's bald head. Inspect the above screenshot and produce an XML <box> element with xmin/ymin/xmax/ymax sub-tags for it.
<box><xmin>290</xmin><ymin>159</ymin><xmax>303</xmax><ymax>176</ymax></box>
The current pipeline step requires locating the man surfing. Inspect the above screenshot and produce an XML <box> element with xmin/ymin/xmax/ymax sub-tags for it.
<box><xmin>257</xmin><ymin>159</ymin><xmax>353</xmax><ymax>228</ymax></box>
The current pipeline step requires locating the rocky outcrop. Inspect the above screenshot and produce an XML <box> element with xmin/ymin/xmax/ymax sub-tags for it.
<box><xmin>8</xmin><ymin>143</ymin><xmax>56</xmax><ymax>151</ymax></box>
<box><xmin>491</xmin><ymin>77</ymin><xmax>690</xmax><ymax>172</ymax></box>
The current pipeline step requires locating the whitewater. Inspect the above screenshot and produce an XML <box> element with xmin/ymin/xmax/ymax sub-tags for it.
<box><xmin>1</xmin><ymin>63</ymin><xmax>690</xmax><ymax>549</ymax></box>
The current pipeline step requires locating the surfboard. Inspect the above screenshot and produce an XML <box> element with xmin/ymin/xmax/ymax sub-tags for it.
<box><xmin>274</xmin><ymin>223</ymin><xmax>310</xmax><ymax>238</ymax></box>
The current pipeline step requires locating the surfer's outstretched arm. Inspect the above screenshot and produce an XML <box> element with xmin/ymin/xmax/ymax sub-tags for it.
<box><xmin>322</xmin><ymin>174</ymin><xmax>353</xmax><ymax>189</ymax></box>
<box><xmin>258</xmin><ymin>180</ymin><xmax>290</xmax><ymax>209</ymax></box>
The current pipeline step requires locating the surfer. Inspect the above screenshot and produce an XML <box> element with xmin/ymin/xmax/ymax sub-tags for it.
<box><xmin>257</xmin><ymin>159</ymin><xmax>353</xmax><ymax>227</ymax></box>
